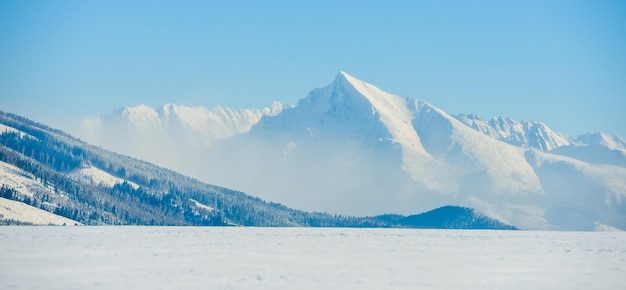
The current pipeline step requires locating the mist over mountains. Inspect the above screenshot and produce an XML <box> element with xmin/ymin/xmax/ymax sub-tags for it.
<box><xmin>81</xmin><ymin>72</ymin><xmax>626</xmax><ymax>231</ymax></box>
<box><xmin>0</xmin><ymin>110</ymin><xmax>513</xmax><ymax>229</ymax></box>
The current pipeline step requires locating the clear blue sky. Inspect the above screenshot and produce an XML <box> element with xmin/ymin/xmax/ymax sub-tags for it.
<box><xmin>1</xmin><ymin>0</ymin><xmax>625</xmax><ymax>138</ymax></box>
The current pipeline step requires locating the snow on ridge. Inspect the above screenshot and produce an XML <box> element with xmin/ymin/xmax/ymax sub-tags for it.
<box><xmin>574</xmin><ymin>132</ymin><xmax>626</xmax><ymax>150</ymax></box>
<box><xmin>0</xmin><ymin>197</ymin><xmax>80</xmax><ymax>225</ymax></box>
<box><xmin>0</xmin><ymin>161</ymin><xmax>80</xmax><ymax>225</ymax></box>
<box><xmin>263</xmin><ymin>101</ymin><xmax>284</xmax><ymax>116</ymax></box>
<box><xmin>190</xmin><ymin>199</ymin><xmax>214</xmax><ymax>212</ymax></box>
<box><xmin>412</xmin><ymin>101</ymin><xmax>543</xmax><ymax>195</ymax></box>
<box><xmin>69</xmin><ymin>166</ymin><xmax>139</xmax><ymax>189</ymax></box>
<box><xmin>454</xmin><ymin>113</ymin><xmax>570</xmax><ymax>151</ymax></box>
<box><xmin>0</xmin><ymin>123</ymin><xmax>27</xmax><ymax>137</ymax></box>
<box><xmin>337</xmin><ymin>72</ymin><xmax>438</xmax><ymax>182</ymax></box>
<box><xmin>159</xmin><ymin>104</ymin><xmax>216</xmax><ymax>134</ymax></box>
<box><xmin>549</xmin><ymin>132</ymin><xmax>626</xmax><ymax>168</ymax></box>
<box><xmin>1</xmin><ymin>160</ymin><xmax>44</xmax><ymax>198</ymax></box>
<box><xmin>121</xmin><ymin>103</ymin><xmax>281</xmax><ymax>143</ymax></box>
<box><xmin>595</xmin><ymin>222</ymin><xmax>623</xmax><ymax>232</ymax></box>
<box><xmin>526</xmin><ymin>149</ymin><xmax>626</xmax><ymax>229</ymax></box>
<box><xmin>118</xmin><ymin>104</ymin><xmax>163</xmax><ymax>130</ymax></box>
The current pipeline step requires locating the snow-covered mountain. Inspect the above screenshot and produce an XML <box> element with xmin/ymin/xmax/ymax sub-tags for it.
<box><xmin>550</xmin><ymin>132</ymin><xmax>626</xmax><ymax>168</ymax></box>
<box><xmin>453</xmin><ymin>114</ymin><xmax>626</xmax><ymax>168</ymax></box>
<box><xmin>2</xmin><ymin>111</ymin><xmax>514</xmax><ymax>228</ymax></box>
<box><xmin>81</xmin><ymin>72</ymin><xmax>626</xmax><ymax>231</ymax></box>
<box><xmin>453</xmin><ymin>114</ymin><xmax>571</xmax><ymax>151</ymax></box>
<box><xmin>81</xmin><ymin>102</ymin><xmax>283</xmax><ymax>172</ymax></box>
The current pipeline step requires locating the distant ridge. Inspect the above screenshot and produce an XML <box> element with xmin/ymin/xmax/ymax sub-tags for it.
<box><xmin>376</xmin><ymin>206</ymin><xmax>518</xmax><ymax>230</ymax></box>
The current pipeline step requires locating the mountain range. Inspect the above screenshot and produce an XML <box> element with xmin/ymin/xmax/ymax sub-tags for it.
<box><xmin>0</xmin><ymin>110</ymin><xmax>514</xmax><ymax>229</ymax></box>
<box><xmin>25</xmin><ymin>72</ymin><xmax>626</xmax><ymax>230</ymax></box>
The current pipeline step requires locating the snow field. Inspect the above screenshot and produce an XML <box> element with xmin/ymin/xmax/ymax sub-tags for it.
<box><xmin>0</xmin><ymin>197</ymin><xmax>79</xmax><ymax>225</ymax></box>
<box><xmin>0</xmin><ymin>227</ymin><xmax>624</xmax><ymax>290</ymax></box>
<box><xmin>0</xmin><ymin>123</ymin><xmax>27</xmax><ymax>137</ymax></box>
<box><xmin>0</xmin><ymin>160</ymin><xmax>47</xmax><ymax>198</ymax></box>
<box><xmin>68</xmin><ymin>166</ymin><xmax>140</xmax><ymax>189</ymax></box>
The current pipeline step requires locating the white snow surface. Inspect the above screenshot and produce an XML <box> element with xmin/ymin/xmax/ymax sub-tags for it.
<box><xmin>339</xmin><ymin>72</ymin><xmax>429</xmax><ymax>158</ymax></box>
<box><xmin>411</xmin><ymin>101</ymin><xmax>542</xmax><ymax>195</ymax></box>
<box><xmin>574</xmin><ymin>132</ymin><xmax>626</xmax><ymax>149</ymax></box>
<box><xmin>1</xmin><ymin>227</ymin><xmax>624</xmax><ymax>290</ymax></box>
<box><xmin>338</xmin><ymin>72</ymin><xmax>446</xmax><ymax>190</ymax></box>
<box><xmin>0</xmin><ymin>197</ymin><xmax>79</xmax><ymax>225</ymax></box>
<box><xmin>81</xmin><ymin>102</ymin><xmax>283</xmax><ymax>172</ymax></box>
<box><xmin>0</xmin><ymin>123</ymin><xmax>27</xmax><ymax>137</ymax></box>
<box><xmin>0</xmin><ymin>161</ymin><xmax>79</xmax><ymax>225</ymax></box>
<box><xmin>190</xmin><ymin>198</ymin><xmax>214</xmax><ymax>212</ymax></box>
<box><xmin>68</xmin><ymin>166</ymin><xmax>139</xmax><ymax>189</ymax></box>
<box><xmin>454</xmin><ymin>114</ymin><xmax>571</xmax><ymax>151</ymax></box>
<box><xmin>525</xmin><ymin>150</ymin><xmax>626</xmax><ymax>230</ymax></box>
<box><xmin>1</xmin><ymin>161</ymin><xmax>48</xmax><ymax>198</ymax></box>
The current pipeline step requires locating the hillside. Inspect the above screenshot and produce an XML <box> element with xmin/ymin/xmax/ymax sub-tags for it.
<box><xmin>0</xmin><ymin>111</ymin><xmax>514</xmax><ymax>229</ymax></box>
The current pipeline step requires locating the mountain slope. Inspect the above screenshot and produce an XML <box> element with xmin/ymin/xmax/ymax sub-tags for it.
<box><xmin>81</xmin><ymin>102</ymin><xmax>283</xmax><ymax>173</ymax></box>
<box><xmin>525</xmin><ymin>150</ymin><xmax>626</xmax><ymax>230</ymax></box>
<box><xmin>454</xmin><ymin>114</ymin><xmax>572</xmax><ymax>151</ymax></box>
<box><xmin>453</xmin><ymin>115</ymin><xmax>626</xmax><ymax>169</ymax></box>
<box><xmin>549</xmin><ymin>132</ymin><xmax>626</xmax><ymax>168</ymax></box>
<box><xmin>0</xmin><ymin>197</ymin><xmax>80</xmax><ymax>226</ymax></box>
<box><xmin>0</xmin><ymin>110</ymin><xmax>513</xmax><ymax>229</ymax></box>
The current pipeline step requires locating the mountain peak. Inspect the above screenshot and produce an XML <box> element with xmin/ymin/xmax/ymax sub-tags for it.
<box><xmin>334</xmin><ymin>71</ymin><xmax>372</xmax><ymax>90</ymax></box>
<box><xmin>332</xmin><ymin>71</ymin><xmax>354</xmax><ymax>88</ymax></box>
<box><xmin>328</xmin><ymin>71</ymin><xmax>439</xmax><ymax>182</ymax></box>
<box><xmin>112</xmin><ymin>104</ymin><xmax>161</xmax><ymax>129</ymax></box>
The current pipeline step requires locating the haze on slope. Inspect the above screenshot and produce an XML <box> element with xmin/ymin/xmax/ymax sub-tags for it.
<box><xmin>455</xmin><ymin>114</ymin><xmax>626</xmax><ymax>168</ymax></box>
<box><xmin>454</xmin><ymin>114</ymin><xmax>571</xmax><ymax>151</ymax></box>
<box><xmin>199</xmin><ymin>72</ymin><xmax>547</xmax><ymax>228</ymax></box>
<box><xmin>80</xmin><ymin>72</ymin><xmax>626</xmax><ymax>230</ymax></box>
<box><xmin>81</xmin><ymin>102</ymin><xmax>283</xmax><ymax>176</ymax></box>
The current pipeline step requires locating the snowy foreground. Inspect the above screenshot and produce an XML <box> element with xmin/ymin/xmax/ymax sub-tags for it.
<box><xmin>1</xmin><ymin>227</ymin><xmax>625</xmax><ymax>290</ymax></box>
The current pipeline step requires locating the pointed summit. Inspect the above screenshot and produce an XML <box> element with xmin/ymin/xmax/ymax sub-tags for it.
<box><xmin>328</xmin><ymin>72</ymin><xmax>440</xmax><ymax>185</ymax></box>
<box><xmin>333</xmin><ymin>71</ymin><xmax>385</xmax><ymax>96</ymax></box>
<box><xmin>331</xmin><ymin>71</ymin><xmax>357</xmax><ymax>91</ymax></box>
<box><xmin>330</xmin><ymin>71</ymin><xmax>408</xmax><ymax>117</ymax></box>
<box><xmin>336</xmin><ymin>70</ymin><xmax>351</xmax><ymax>80</ymax></box>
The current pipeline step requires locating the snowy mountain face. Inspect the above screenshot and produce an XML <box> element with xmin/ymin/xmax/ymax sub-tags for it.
<box><xmin>452</xmin><ymin>115</ymin><xmax>626</xmax><ymax>168</ymax></box>
<box><xmin>81</xmin><ymin>72</ymin><xmax>626</xmax><ymax>231</ymax></box>
<box><xmin>81</xmin><ymin>102</ymin><xmax>283</xmax><ymax>173</ymax></box>
<box><xmin>575</xmin><ymin>132</ymin><xmax>626</xmax><ymax>149</ymax></box>
<box><xmin>549</xmin><ymin>132</ymin><xmax>626</xmax><ymax>168</ymax></box>
<box><xmin>453</xmin><ymin>114</ymin><xmax>571</xmax><ymax>151</ymax></box>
